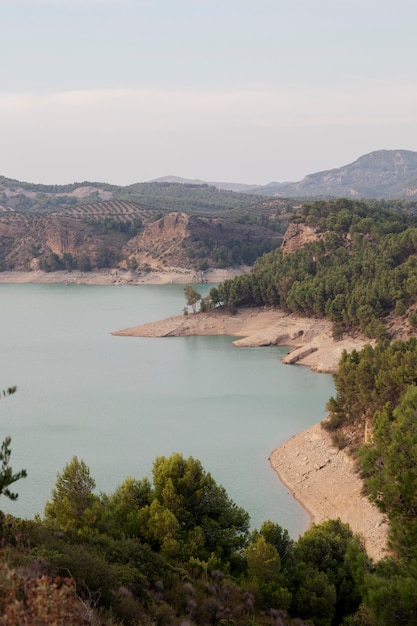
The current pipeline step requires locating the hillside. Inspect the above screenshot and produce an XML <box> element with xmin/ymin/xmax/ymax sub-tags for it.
<box><xmin>0</xmin><ymin>176</ymin><xmax>263</xmax><ymax>214</ymax></box>
<box><xmin>0</xmin><ymin>200</ymin><xmax>283</xmax><ymax>273</ymax></box>
<box><xmin>254</xmin><ymin>150</ymin><xmax>417</xmax><ymax>199</ymax></box>
<box><xmin>3</xmin><ymin>149</ymin><xmax>417</xmax><ymax>274</ymax></box>
<box><xmin>208</xmin><ymin>198</ymin><xmax>417</xmax><ymax>340</ymax></box>
<box><xmin>154</xmin><ymin>150</ymin><xmax>417</xmax><ymax>200</ymax></box>
<box><xmin>3</xmin><ymin>151</ymin><xmax>417</xmax><ymax>217</ymax></box>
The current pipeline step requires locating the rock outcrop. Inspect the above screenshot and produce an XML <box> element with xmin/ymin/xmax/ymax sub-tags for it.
<box><xmin>281</xmin><ymin>221</ymin><xmax>320</xmax><ymax>253</ymax></box>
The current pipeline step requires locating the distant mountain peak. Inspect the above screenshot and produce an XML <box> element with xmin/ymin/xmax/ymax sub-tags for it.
<box><xmin>151</xmin><ymin>175</ymin><xmax>207</xmax><ymax>185</ymax></box>
<box><xmin>150</xmin><ymin>150</ymin><xmax>417</xmax><ymax>199</ymax></box>
<box><xmin>258</xmin><ymin>149</ymin><xmax>417</xmax><ymax>199</ymax></box>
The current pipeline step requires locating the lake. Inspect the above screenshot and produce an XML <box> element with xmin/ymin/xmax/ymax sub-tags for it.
<box><xmin>0</xmin><ymin>283</ymin><xmax>335</xmax><ymax>536</ymax></box>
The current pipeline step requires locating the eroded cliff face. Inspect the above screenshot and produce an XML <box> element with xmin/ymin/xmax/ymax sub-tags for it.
<box><xmin>0</xmin><ymin>203</ymin><xmax>282</xmax><ymax>272</ymax></box>
<box><xmin>127</xmin><ymin>212</ymin><xmax>281</xmax><ymax>271</ymax></box>
<box><xmin>281</xmin><ymin>221</ymin><xmax>320</xmax><ymax>253</ymax></box>
<box><xmin>129</xmin><ymin>212</ymin><xmax>191</xmax><ymax>270</ymax></box>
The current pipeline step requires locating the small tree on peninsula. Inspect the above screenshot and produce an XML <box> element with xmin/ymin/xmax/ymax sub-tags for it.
<box><xmin>184</xmin><ymin>285</ymin><xmax>201</xmax><ymax>313</ymax></box>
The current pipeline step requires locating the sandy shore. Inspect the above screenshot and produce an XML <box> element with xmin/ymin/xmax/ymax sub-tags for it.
<box><xmin>113</xmin><ymin>307</ymin><xmax>369</xmax><ymax>374</ymax></box>
<box><xmin>269</xmin><ymin>423</ymin><xmax>389</xmax><ymax>561</ymax></box>
<box><xmin>0</xmin><ymin>268</ymin><xmax>246</xmax><ymax>286</ymax></box>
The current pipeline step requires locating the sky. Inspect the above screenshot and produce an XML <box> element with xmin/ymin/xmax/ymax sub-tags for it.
<box><xmin>1</xmin><ymin>0</ymin><xmax>417</xmax><ymax>186</ymax></box>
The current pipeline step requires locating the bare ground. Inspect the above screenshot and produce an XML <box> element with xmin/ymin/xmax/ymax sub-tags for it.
<box><xmin>269</xmin><ymin>423</ymin><xmax>389</xmax><ymax>561</ymax></box>
<box><xmin>0</xmin><ymin>268</ymin><xmax>246</xmax><ymax>286</ymax></box>
<box><xmin>113</xmin><ymin>307</ymin><xmax>369</xmax><ymax>374</ymax></box>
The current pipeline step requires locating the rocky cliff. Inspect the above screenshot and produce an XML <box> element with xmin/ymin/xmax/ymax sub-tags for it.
<box><xmin>0</xmin><ymin>202</ymin><xmax>282</xmax><ymax>273</ymax></box>
<box><xmin>281</xmin><ymin>221</ymin><xmax>321</xmax><ymax>253</ymax></box>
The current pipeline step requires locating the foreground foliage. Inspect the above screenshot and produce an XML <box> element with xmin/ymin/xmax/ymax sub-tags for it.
<box><xmin>0</xmin><ymin>386</ymin><xmax>27</xmax><ymax>501</ymax></box>
<box><xmin>2</xmin><ymin>357</ymin><xmax>416</xmax><ymax>625</ymax></box>
<box><xmin>0</xmin><ymin>452</ymin><xmax>370</xmax><ymax>626</ymax></box>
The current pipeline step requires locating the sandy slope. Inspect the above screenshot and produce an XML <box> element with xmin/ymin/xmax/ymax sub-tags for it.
<box><xmin>269</xmin><ymin>423</ymin><xmax>389</xmax><ymax>561</ymax></box>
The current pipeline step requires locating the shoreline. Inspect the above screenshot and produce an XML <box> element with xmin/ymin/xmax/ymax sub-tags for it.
<box><xmin>112</xmin><ymin>307</ymin><xmax>370</xmax><ymax>374</ymax></box>
<box><xmin>114</xmin><ymin>307</ymin><xmax>389</xmax><ymax>559</ymax></box>
<box><xmin>269</xmin><ymin>423</ymin><xmax>389</xmax><ymax>562</ymax></box>
<box><xmin>3</xmin><ymin>269</ymin><xmax>389</xmax><ymax>558</ymax></box>
<box><xmin>0</xmin><ymin>268</ymin><xmax>246</xmax><ymax>286</ymax></box>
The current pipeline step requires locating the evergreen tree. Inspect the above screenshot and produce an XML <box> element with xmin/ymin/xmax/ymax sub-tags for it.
<box><xmin>44</xmin><ymin>456</ymin><xmax>99</xmax><ymax>534</ymax></box>
<box><xmin>0</xmin><ymin>387</ymin><xmax>27</xmax><ymax>502</ymax></box>
<box><xmin>184</xmin><ymin>285</ymin><xmax>202</xmax><ymax>313</ymax></box>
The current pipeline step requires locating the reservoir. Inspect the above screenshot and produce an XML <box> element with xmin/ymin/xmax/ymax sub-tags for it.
<box><xmin>0</xmin><ymin>283</ymin><xmax>335</xmax><ymax>536</ymax></box>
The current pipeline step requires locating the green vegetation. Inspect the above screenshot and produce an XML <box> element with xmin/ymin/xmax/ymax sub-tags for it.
<box><xmin>184</xmin><ymin>285</ymin><xmax>202</xmax><ymax>313</ymax></box>
<box><xmin>37</xmin><ymin>251</ymin><xmax>92</xmax><ymax>272</ymax></box>
<box><xmin>322</xmin><ymin>338</ymin><xmax>417</xmax><ymax>625</ymax></box>
<box><xmin>89</xmin><ymin>215</ymin><xmax>143</xmax><ymax>236</ymax></box>
<box><xmin>325</xmin><ymin>339</ymin><xmax>417</xmax><ymax>441</ymax></box>
<box><xmin>0</xmin><ymin>386</ymin><xmax>27</xmax><ymax>501</ymax></box>
<box><xmin>0</xmin><ymin>437</ymin><xmax>27</xmax><ymax>502</ymax></box>
<box><xmin>1</xmin><ymin>452</ymin><xmax>369</xmax><ymax>626</ymax></box>
<box><xmin>114</xmin><ymin>182</ymin><xmax>261</xmax><ymax>214</ymax></box>
<box><xmin>209</xmin><ymin>199</ymin><xmax>417</xmax><ymax>337</ymax></box>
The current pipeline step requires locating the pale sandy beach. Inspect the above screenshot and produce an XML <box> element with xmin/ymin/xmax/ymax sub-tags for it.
<box><xmin>269</xmin><ymin>423</ymin><xmax>389</xmax><ymax>561</ymax></box>
<box><xmin>0</xmin><ymin>268</ymin><xmax>245</xmax><ymax>286</ymax></box>
<box><xmin>113</xmin><ymin>307</ymin><xmax>369</xmax><ymax>374</ymax></box>
<box><xmin>2</xmin><ymin>269</ymin><xmax>389</xmax><ymax>559</ymax></box>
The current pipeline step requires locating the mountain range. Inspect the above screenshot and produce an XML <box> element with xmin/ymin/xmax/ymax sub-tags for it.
<box><xmin>1</xmin><ymin>149</ymin><xmax>417</xmax><ymax>274</ymax></box>
<box><xmin>154</xmin><ymin>150</ymin><xmax>417</xmax><ymax>200</ymax></box>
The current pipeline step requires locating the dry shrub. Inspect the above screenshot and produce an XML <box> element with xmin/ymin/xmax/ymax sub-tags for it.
<box><xmin>0</xmin><ymin>561</ymin><xmax>92</xmax><ymax>625</ymax></box>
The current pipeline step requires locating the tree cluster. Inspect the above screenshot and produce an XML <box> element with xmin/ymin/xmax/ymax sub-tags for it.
<box><xmin>1</xmin><ymin>453</ymin><xmax>369</xmax><ymax>626</ymax></box>
<box><xmin>115</xmin><ymin>182</ymin><xmax>260</xmax><ymax>215</ymax></box>
<box><xmin>208</xmin><ymin>199</ymin><xmax>417</xmax><ymax>337</ymax></box>
<box><xmin>324</xmin><ymin>339</ymin><xmax>417</xmax><ymax>624</ymax></box>
<box><xmin>2</xmin><ymin>370</ymin><xmax>416</xmax><ymax>625</ymax></box>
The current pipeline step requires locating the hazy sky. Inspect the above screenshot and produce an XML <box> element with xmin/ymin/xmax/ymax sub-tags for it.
<box><xmin>1</xmin><ymin>0</ymin><xmax>417</xmax><ymax>185</ymax></box>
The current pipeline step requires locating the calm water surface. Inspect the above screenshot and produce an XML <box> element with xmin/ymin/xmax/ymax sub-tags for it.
<box><xmin>0</xmin><ymin>284</ymin><xmax>335</xmax><ymax>536</ymax></box>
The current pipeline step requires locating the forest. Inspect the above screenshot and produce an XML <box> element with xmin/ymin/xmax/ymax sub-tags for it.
<box><xmin>323</xmin><ymin>338</ymin><xmax>417</xmax><ymax>625</ymax></box>
<box><xmin>208</xmin><ymin>199</ymin><xmax>417</xmax><ymax>339</ymax></box>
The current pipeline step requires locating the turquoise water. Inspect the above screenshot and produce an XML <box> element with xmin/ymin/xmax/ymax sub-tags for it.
<box><xmin>0</xmin><ymin>284</ymin><xmax>335</xmax><ymax>536</ymax></box>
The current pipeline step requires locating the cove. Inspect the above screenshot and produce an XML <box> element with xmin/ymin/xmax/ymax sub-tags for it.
<box><xmin>0</xmin><ymin>283</ymin><xmax>335</xmax><ymax>536</ymax></box>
